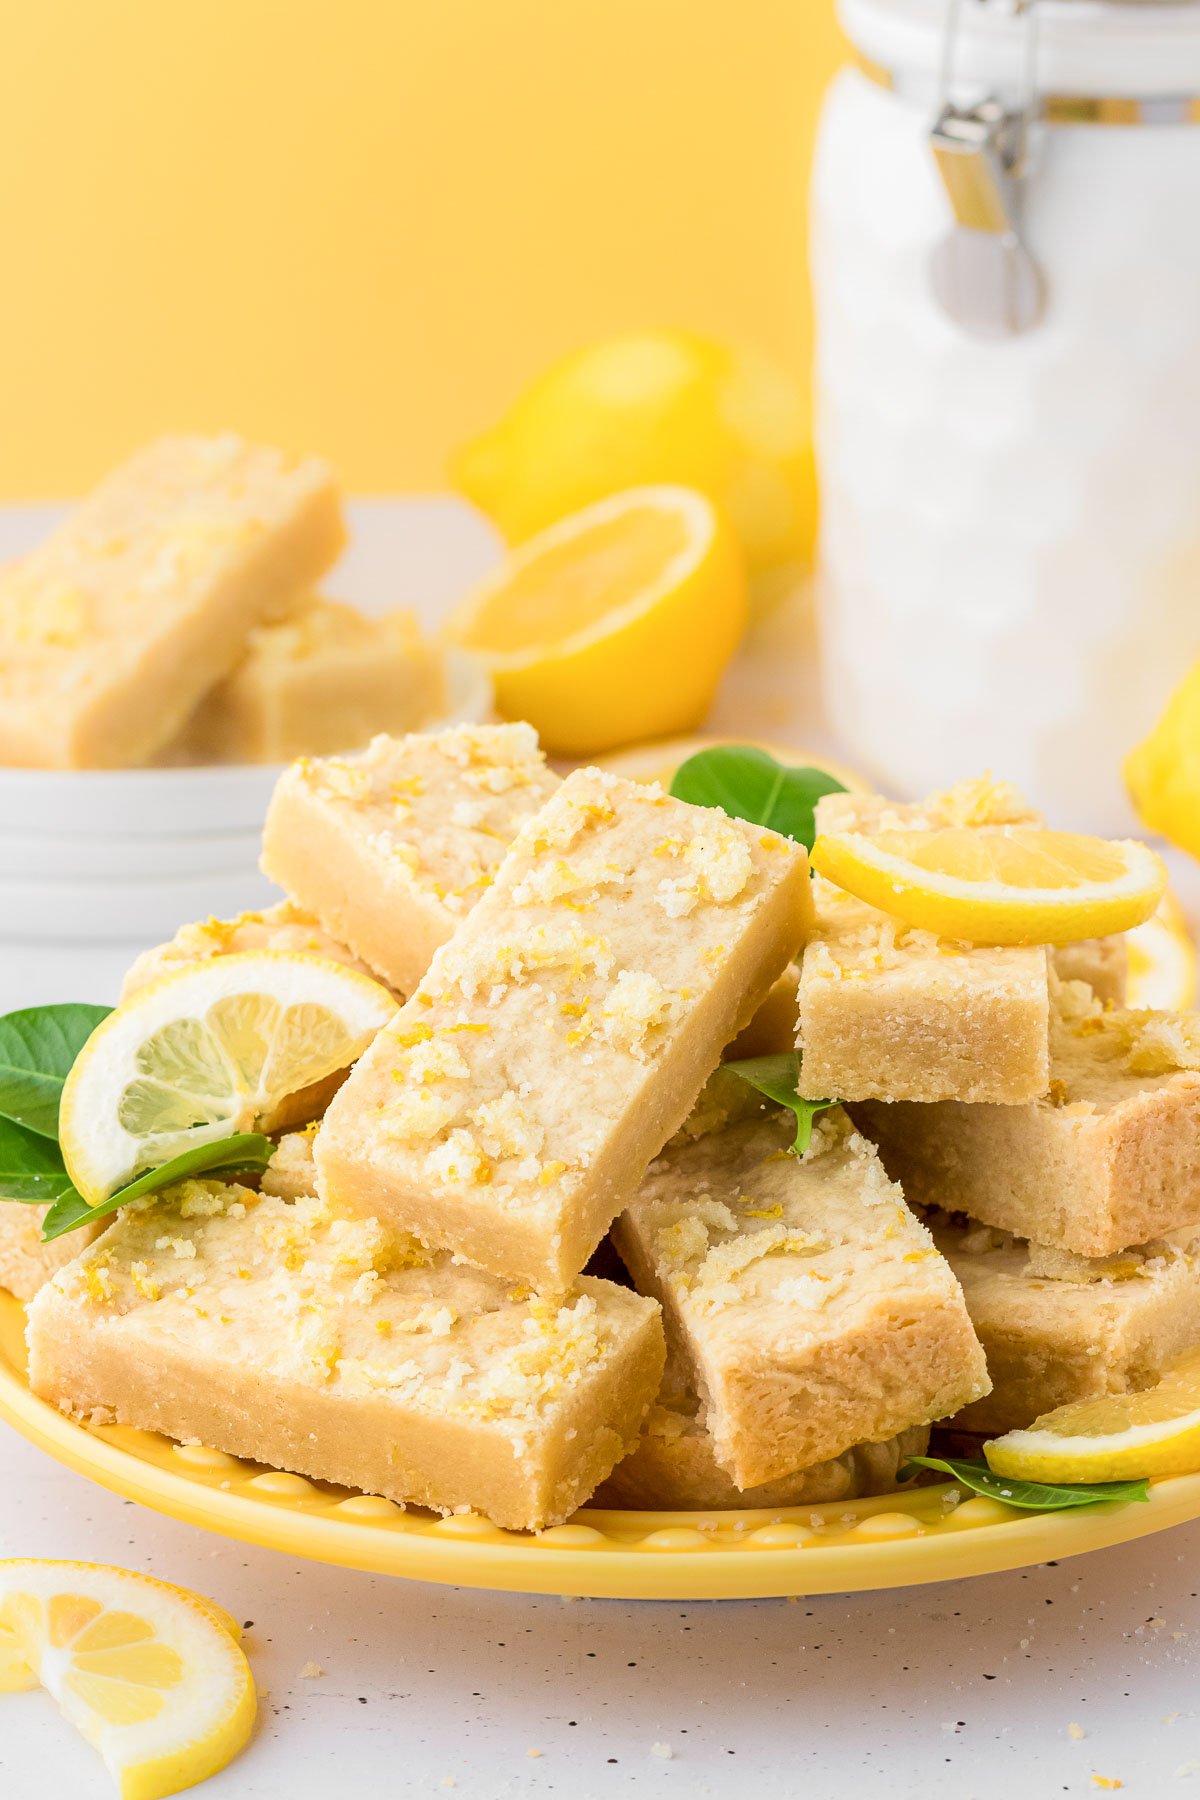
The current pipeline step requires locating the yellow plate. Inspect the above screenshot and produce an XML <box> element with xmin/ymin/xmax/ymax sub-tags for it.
<box><xmin>4</xmin><ymin>1293</ymin><xmax>1200</xmax><ymax>1601</ymax></box>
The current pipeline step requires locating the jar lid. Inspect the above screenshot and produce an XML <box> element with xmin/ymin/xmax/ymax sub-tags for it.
<box><xmin>840</xmin><ymin>0</ymin><xmax>1200</xmax><ymax>99</ymax></box>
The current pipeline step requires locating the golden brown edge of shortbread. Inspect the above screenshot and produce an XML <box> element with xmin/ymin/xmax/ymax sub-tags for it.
<box><xmin>596</xmin><ymin>1416</ymin><xmax>930</xmax><ymax>1511</ymax></box>
<box><xmin>26</xmin><ymin>1255</ymin><xmax>666</xmax><ymax>1532</ymax></box>
<box><xmin>0</xmin><ymin>1205</ymin><xmax>100</xmax><ymax>1303</ymax></box>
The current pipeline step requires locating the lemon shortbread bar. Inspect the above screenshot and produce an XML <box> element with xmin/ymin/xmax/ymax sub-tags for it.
<box><xmin>122</xmin><ymin>900</ymin><xmax>381</xmax><ymax>1000</ymax></box>
<box><xmin>261</xmin><ymin>724</ymin><xmax>560</xmax><ymax>996</ymax></box>
<box><xmin>316</xmin><ymin>770</ymin><xmax>812</xmax><ymax>1290</ymax></box>
<box><xmin>26</xmin><ymin>1181</ymin><xmax>665</xmax><ymax>1532</ymax></box>
<box><xmin>929</xmin><ymin>1212</ymin><xmax>1200</xmax><ymax>1435</ymax></box>
<box><xmin>857</xmin><ymin>993</ymin><xmax>1200</xmax><ymax>1258</ymax></box>
<box><xmin>597</xmin><ymin>1334</ymin><xmax>930</xmax><ymax>1509</ymax></box>
<box><xmin>260</xmin><ymin>1127</ymin><xmax>324</xmax><ymax>1201</ymax></box>
<box><xmin>797</xmin><ymin>781</ymin><xmax>1051</xmax><ymax>1105</ymax></box>
<box><xmin>164</xmin><ymin>598</ymin><xmax>443</xmax><ymax>766</ymax></box>
<box><xmin>0</xmin><ymin>435</ymin><xmax>344</xmax><ymax>769</ymax></box>
<box><xmin>611</xmin><ymin>1109</ymin><xmax>989</xmax><ymax>1489</ymax></box>
<box><xmin>0</xmin><ymin>1206</ymin><xmax>102</xmax><ymax>1301</ymax></box>
<box><xmin>725</xmin><ymin>963</ymin><xmax>802</xmax><ymax>1060</ymax></box>
<box><xmin>1054</xmin><ymin>936</ymin><xmax>1128</xmax><ymax>1007</ymax></box>
<box><xmin>266</xmin><ymin>1126</ymin><xmax>928</xmax><ymax>1511</ymax></box>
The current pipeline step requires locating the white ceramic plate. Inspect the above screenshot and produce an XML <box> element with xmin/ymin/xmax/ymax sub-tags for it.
<box><xmin>0</xmin><ymin>650</ymin><xmax>494</xmax><ymax>839</ymax></box>
<box><xmin>0</xmin><ymin>762</ymin><xmax>280</xmax><ymax>839</ymax></box>
<box><xmin>0</xmin><ymin>653</ymin><xmax>494</xmax><ymax>941</ymax></box>
<box><xmin>0</xmin><ymin>867</ymin><xmax>281</xmax><ymax>943</ymax></box>
<box><xmin>0</xmin><ymin>827</ymin><xmax>263</xmax><ymax>882</ymax></box>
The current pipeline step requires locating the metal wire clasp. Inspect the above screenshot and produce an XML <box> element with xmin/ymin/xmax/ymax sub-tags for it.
<box><xmin>928</xmin><ymin>0</ymin><xmax>1045</xmax><ymax>337</ymax></box>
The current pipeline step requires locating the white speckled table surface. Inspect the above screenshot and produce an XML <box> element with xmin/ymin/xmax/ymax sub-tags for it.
<box><xmin>2</xmin><ymin>502</ymin><xmax>1198</xmax><ymax>1799</ymax></box>
<box><xmin>5</xmin><ymin>1419</ymin><xmax>1200</xmax><ymax>1799</ymax></box>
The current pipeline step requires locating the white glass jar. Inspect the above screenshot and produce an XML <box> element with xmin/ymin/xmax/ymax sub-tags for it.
<box><xmin>811</xmin><ymin>0</ymin><xmax>1200</xmax><ymax>830</ymax></box>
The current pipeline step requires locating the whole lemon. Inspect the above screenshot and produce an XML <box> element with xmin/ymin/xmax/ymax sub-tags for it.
<box><xmin>452</xmin><ymin>330</ymin><xmax>815</xmax><ymax>615</ymax></box>
<box><xmin>1126</xmin><ymin>660</ymin><xmax>1200</xmax><ymax>859</ymax></box>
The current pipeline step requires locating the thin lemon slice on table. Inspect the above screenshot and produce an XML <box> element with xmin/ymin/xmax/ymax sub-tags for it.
<box><xmin>1127</xmin><ymin>892</ymin><xmax>1198</xmax><ymax>1012</ymax></box>
<box><xmin>0</xmin><ymin>1561</ymin><xmax>255</xmax><ymax>1800</ymax></box>
<box><xmin>810</xmin><ymin>827</ymin><xmax>1168</xmax><ymax>946</ymax></box>
<box><xmin>443</xmin><ymin>484</ymin><xmax>748</xmax><ymax>757</ymax></box>
<box><xmin>59</xmin><ymin>951</ymin><xmax>398</xmax><ymax>1206</ymax></box>
<box><xmin>986</xmin><ymin>1352</ymin><xmax>1200</xmax><ymax>1484</ymax></box>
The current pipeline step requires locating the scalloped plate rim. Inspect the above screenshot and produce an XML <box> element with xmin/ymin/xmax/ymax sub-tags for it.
<box><xmin>4</xmin><ymin>1293</ymin><xmax>1200</xmax><ymax>1600</ymax></box>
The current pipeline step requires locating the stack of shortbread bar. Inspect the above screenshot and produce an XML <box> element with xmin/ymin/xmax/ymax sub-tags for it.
<box><xmin>14</xmin><ymin>727</ymin><xmax>1200</xmax><ymax>1530</ymax></box>
<box><xmin>0</xmin><ymin>435</ymin><xmax>443</xmax><ymax>770</ymax></box>
<box><xmin>804</xmin><ymin>785</ymin><xmax>1200</xmax><ymax>1438</ymax></box>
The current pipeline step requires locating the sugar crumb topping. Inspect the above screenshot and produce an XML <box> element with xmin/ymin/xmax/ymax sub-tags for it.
<box><xmin>1052</xmin><ymin>981</ymin><xmax>1200</xmax><ymax>1086</ymax></box>
<box><xmin>54</xmin><ymin>1181</ymin><xmax>644</xmax><ymax>1437</ymax></box>
<box><xmin>653</xmin><ymin>824</ymin><xmax>754</xmax><ymax>918</ymax></box>
<box><xmin>923</xmin><ymin>775</ymin><xmax>1039</xmax><ymax>829</ymax></box>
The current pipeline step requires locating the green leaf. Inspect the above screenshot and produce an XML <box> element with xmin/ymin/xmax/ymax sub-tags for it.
<box><xmin>40</xmin><ymin>1133</ymin><xmax>275</xmax><ymax>1242</ymax></box>
<box><xmin>669</xmin><ymin>746</ymin><xmax>846</xmax><ymax>850</ymax></box>
<box><xmin>721</xmin><ymin>1052</ymin><xmax>836</xmax><ymax>1154</ymax></box>
<box><xmin>900</xmin><ymin>1455</ymin><xmax>1150</xmax><ymax>1512</ymax></box>
<box><xmin>0</xmin><ymin>1003</ymin><xmax>111</xmax><ymax>1138</ymax></box>
<box><xmin>0</xmin><ymin>1114</ymin><xmax>76</xmax><ymax>1203</ymax></box>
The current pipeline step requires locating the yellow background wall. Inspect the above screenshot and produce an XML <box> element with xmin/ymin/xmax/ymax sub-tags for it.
<box><xmin>0</xmin><ymin>2</ymin><xmax>845</xmax><ymax>496</ymax></box>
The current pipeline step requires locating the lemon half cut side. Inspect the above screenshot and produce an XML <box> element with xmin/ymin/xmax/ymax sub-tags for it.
<box><xmin>450</xmin><ymin>329</ymin><xmax>816</xmax><ymax>614</ymax></box>
<box><xmin>58</xmin><ymin>951</ymin><xmax>398</xmax><ymax>1206</ymax></box>
<box><xmin>445</xmin><ymin>485</ymin><xmax>748</xmax><ymax>757</ymax></box>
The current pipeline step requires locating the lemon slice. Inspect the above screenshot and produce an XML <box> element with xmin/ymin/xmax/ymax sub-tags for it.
<box><xmin>1128</xmin><ymin>892</ymin><xmax>1198</xmax><ymax>1012</ymax></box>
<box><xmin>592</xmin><ymin>733</ymin><xmax>865</xmax><ymax>794</ymax></box>
<box><xmin>444</xmin><ymin>485</ymin><xmax>747</xmax><ymax>757</ymax></box>
<box><xmin>59</xmin><ymin>951</ymin><xmax>398</xmax><ymax>1205</ymax></box>
<box><xmin>986</xmin><ymin>1351</ymin><xmax>1200</xmax><ymax>1484</ymax></box>
<box><xmin>0</xmin><ymin>1560</ymin><xmax>255</xmax><ymax>1800</ymax></box>
<box><xmin>810</xmin><ymin>827</ymin><xmax>1168</xmax><ymax>946</ymax></box>
<box><xmin>1125</xmin><ymin>657</ymin><xmax>1200</xmax><ymax>859</ymax></box>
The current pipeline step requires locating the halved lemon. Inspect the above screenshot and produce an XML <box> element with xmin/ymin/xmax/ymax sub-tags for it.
<box><xmin>59</xmin><ymin>951</ymin><xmax>397</xmax><ymax>1205</ymax></box>
<box><xmin>443</xmin><ymin>485</ymin><xmax>748</xmax><ymax>757</ymax></box>
<box><xmin>810</xmin><ymin>827</ymin><xmax>1168</xmax><ymax>946</ymax></box>
<box><xmin>986</xmin><ymin>1351</ymin><xmax>1200</xmax><ymax>1484</ymax></box>
<box><xmin>1127</xmin><ymin>892</ymin><xmax>1198</xmax><ymax>1012</ymax></box>
<box><xmin>592</xmin><ymin>732</ymin><xmax>865</xmax><ymax>794</ymax></box>
<box><xmin>450</xmin><ymin>329</ymin><xmax>816</xmax><ymax>616</ymax></box>
<box><xmin>0</xmin><ymin>1560</ymin><xmax>255</xmax><ymax>1800</ymax></box>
